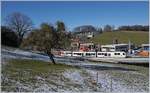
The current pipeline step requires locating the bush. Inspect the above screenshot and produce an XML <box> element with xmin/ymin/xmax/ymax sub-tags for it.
<box><xmin>1</xmin><ymin>26</ymin><xmax>19</xmax><ymax>47</ymax></box>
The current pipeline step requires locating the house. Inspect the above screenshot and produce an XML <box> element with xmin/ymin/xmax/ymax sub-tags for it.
<box><xmin>137</xmin><ymin>44</ymin><xmax>149</xmax><ymax>57</ymax></box>
<box><xmin>70</xmin><ymin>38</ymin><xmax>95</xmax><ymax>52</ymax></box>
<box><xmin>73</xmin><ymin>25</ymin><xmax>100</xmax><ymax>39</ymax></box>
<box><xmin>70</xmin><ymin>38</ymin><xmax>80</xmax><ymax>51</ymax></box>
<box><xmin>79</xmin><ymin>43</ymin><xmax>95</xmax><ymax>52</ymax></box>
<box><xmin>141</xmin><ymin>44</ymin><xmax>149</xmax><ymax>51</ymax></box>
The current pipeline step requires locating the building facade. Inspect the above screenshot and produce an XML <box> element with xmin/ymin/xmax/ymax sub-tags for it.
<box><xmin>101</xmin><ymin>44</ymin><xmax>130</xmax><ymax>52</ymax></box>
<box><xmin>73</xmin><ymin>25</ymin><xmax>100</xmax><ymax>39</ymax></box>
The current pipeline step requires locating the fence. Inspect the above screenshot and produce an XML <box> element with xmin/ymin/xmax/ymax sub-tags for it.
<box><xmin>2</xmin><ymin>71</ymin><xmax>145</xmax><ymax>92</ymax></box>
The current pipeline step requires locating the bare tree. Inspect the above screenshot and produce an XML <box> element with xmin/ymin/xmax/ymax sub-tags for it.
<box><xmin>5</xmin><ymin>12</ymin><xmax>33</xmax><ymax>45</ymax></box>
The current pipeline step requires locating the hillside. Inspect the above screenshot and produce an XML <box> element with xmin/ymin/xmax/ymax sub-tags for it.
<box><xmin>91</xmin><ymin>31</ymin><xmax>149</xmax><ymax>45</ymax></box>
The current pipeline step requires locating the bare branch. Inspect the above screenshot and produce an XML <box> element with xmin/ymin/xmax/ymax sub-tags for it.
<box><xmin>5</xmin><ymin>12</ymin><xmax>33</xmax><ymax>45</ymax></box>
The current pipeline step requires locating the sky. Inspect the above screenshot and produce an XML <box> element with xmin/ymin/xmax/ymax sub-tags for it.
<box><xmin>1</xmin><ymin>1</ymin><xmax>149</xmax><ymax>31</ymax></box>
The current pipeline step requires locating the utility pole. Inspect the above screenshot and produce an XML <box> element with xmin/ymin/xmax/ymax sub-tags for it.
<box><xmin>128</xmin><ymin>40</ymin><xmax>131</xmax><ymax>55</ymax></box>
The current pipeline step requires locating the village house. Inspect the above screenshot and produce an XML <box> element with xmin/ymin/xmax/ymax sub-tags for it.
<box><xmin>101</xmin><ymin>44</ymin><xmax>131</xmax><ymax>52</ymax></box>
<box><xmin>137</xmin><ymin>44</ymin><xmax>149</xmax><ymax>57</ymax></box>
<box><xmin>73</xmin><ymin>25</ymin><xmax>100</xmax><ymax>39</ymax></box>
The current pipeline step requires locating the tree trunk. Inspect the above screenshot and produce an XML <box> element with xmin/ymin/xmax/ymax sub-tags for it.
<box><xmin>49</xmin><ymin>53</ymin><xmax>56</xmax><ymax>64</ymax></box>
<box><xmin>18</xmin><ymin>37</ymin><xmax>23</xmax><ymax>46</ymax></box>
<box><xmin>46</xmin><ymin>50</ymin><xmax>56</xmax><ymax>64</ymax></box>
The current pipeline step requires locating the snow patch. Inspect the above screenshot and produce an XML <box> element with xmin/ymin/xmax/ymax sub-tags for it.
<box><xmin>63</xmin><ymin>70</ymin><xmax>84</xmax><ymax>84</ymax></box>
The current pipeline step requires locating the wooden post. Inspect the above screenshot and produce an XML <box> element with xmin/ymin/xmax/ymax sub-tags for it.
<box><xmin>96</xmin><ymin>72</ymin><xmax>98</xmax><ymax>84</ymax></box>
<box><xmin>110</xmin><ymin>77</ymin><xmax>112</xmax><ymax>92</ymax></box>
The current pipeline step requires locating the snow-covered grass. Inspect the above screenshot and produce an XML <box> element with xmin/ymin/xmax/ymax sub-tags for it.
<box><xmin>1</xmin><ymin>59</ymin><xmax>81</xmax><ymax>92</ymax></box>
<box><xmin>64</xmin><ymin>70</ymin><xmax>84</xmax><ymax>84</ymax></box>
<box><xmin>1</xmin><ymin>46</ymin><xmax>149</xmax><ymax>92</ymax></box>
<box><xmin>2</xmin><ymin>59</ymin><xmax>103</xmax><ymax>92</ymax></box>
<box><xmin>86</xmin><ymin>69</ymin><xmax>149</xmax><ymax>92</ymax></box>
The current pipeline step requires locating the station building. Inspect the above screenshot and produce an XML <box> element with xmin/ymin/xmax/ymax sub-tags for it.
<box><xmin>101</xmin><ymin>44</ymin><xmax>130</xmax><ymax>52</ymax></box>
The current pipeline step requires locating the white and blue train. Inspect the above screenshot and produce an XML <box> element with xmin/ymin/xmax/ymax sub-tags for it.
<box><xmin>61</xmin><ymin>51</ymin><xmax>126</xmax><ymax>58</ymax></box>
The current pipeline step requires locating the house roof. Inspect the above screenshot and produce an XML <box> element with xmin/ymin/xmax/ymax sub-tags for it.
<box><xmin>73</xmin><ymin>25</ymin><xmax>97</xmax><ymax>33</ymax></box>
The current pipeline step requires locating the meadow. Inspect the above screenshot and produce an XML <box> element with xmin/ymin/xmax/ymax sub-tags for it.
<box><xmin>92</xmin><ymin>31</ymin><xmax>149</xmax><ymax>45</ymax></box>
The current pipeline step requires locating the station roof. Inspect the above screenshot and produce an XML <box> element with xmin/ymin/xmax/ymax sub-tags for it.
<box><xmin>142</xmin><ymin>44</ymin><xmax>150</xmax><ymax>47</ymax></box>
<box><xmin>101</xmin><ymin>44</ymin><xmax>128</xmax><ymax>47</ymax></box>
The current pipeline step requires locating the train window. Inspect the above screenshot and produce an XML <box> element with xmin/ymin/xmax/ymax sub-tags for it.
<box><xmin>85</xmin><ymin>53</ymin><xmax>89</xmax><ymax>55</ymax></box>
<box><xmin>104</xmin><ymin>53</ymin><xmax>107</xmax><ymax>56</ymax></box>
<box><xmin>123</xmin><ymin>53</ymin><xmax>125</xmax><ymax>55</ymax></box>
<box><xmin>66</xmin><ymin>53</ymin><xmax>71</xmax><ymax>54</ymax></box>
<box><xmin>108</xmin><ymin>54</ymin><xmax>111</xmax><ymax>56</ymax></box>
<box><xmin>74</xmin><ymin>53</ymin><xmax>82</xmax><ymax>55</ymax></box>
<box><xmin>86</xmin><ymin>53</ymin><xmax>90</xmax><ymax>56</ymax></box>
<box><xmin>115</xmin><ymin>53</ymin><xmax>120</xmax><ymax>55</ymax></box>
<box><xmin>98</xmin><ymin>53</ymin><xmax>101</xmax><ymax>55</ymax></box>
<box><xmin>86</xmin><ymin>53</ymin><xmax>95</xmax><ymax>56</ymax></box>
<box><xmin>91</xmin><ymin>53</ymin><xmax>94</xmax><ymax>55</ymax></box>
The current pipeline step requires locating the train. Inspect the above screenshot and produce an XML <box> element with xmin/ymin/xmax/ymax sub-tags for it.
<box><xmin>60</xmin><ymin>51</ymin><xmax>126</xmax><ymax>58</ymax></box>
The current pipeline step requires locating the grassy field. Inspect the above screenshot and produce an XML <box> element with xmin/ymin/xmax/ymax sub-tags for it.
<box><xmin>92</xmin><ymin>31</ymin><xmax>149</xmax><ymax>45</ymax></box>
<box><xmin>2</xmin><ymin>59</ymin><xmax>149</xmax><ymax>92</ymax></box>
<box><xmin>1</xmin><ymin>59</ymin><xmax>82</xmax><ymax>92</ymax></box>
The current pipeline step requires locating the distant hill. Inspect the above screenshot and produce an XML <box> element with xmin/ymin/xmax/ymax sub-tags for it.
<box><xmin>91</xmin><ymin>31</ymin><xmax>149</xmax><ymax>45</ymax></box>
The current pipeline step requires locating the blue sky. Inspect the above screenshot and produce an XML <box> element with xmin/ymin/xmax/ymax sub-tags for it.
<box><xmin>1</xmin><ymin>1</ymin><xmax>149</xmax><ymax>31</ymax></box>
